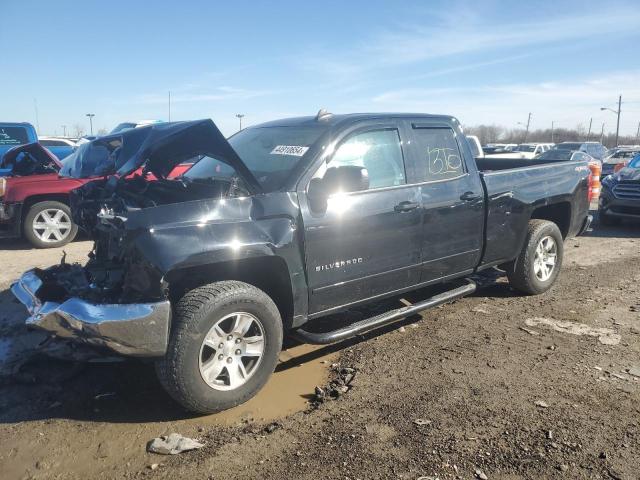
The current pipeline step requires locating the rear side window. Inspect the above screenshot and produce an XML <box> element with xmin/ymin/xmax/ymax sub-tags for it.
<box><xmin>412</xmin><ymin>127</ymin><xmax>464</xmax><ymax>181</ymax></box>
<box><xmin>0</xmin><ymin>126</ymin><xmax>29</xmax><ymax>146</ymax></box>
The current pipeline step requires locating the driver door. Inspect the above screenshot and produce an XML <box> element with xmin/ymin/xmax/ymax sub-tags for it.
<box><xmin>299</xmin><ymin>124</ymin><xmax>423</xmax><ymax>315</ymax></box>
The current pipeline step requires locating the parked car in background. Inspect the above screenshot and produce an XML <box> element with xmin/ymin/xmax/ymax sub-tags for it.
<box><xmin>0</xmin><ymin>122</ymin><xmax>38</xmax><ymax>164</ymax></box>
<box><xmin>535</xmin><ymin>149</ymin><xmax>595</xmax><ymax>163</ymax></box>
<box><xmin>466</xmin><ymin>135</ymin><xmax>484</xmax><ymax>158</ymax></box>
<box><xmin>482</xmin><ymin>145</ymin><xmax>514</xmax><ymax>155</ymax></box>
<box><xmin>38</xmin><ymin>136</ymin><xmax>77</xmax><ymax>160</ymax></box>
<box><xmin>485</xmin><ymin>143</ymin><xmax>554</xmax><ymax>159</ymax></box>
<box><xmin>0</xmin><ymin>132</ymin><xmax>194</xmax><ymax>248</ymax></box>
<box><xmin>554</xmin><ymin>141</ymin><xmax>607</xmax><ymax>160</ymax></box>
<box><xmin>599</xmin><ymin>154</ymin><xmax>640</xmax><ymax>225</ymax></box>
<box><xmin>601</xmin><ymin>148</ymin><xmax>640</xmax><ymax>177</ymax></box>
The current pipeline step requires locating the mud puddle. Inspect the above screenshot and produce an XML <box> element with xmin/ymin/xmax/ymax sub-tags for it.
<box><xmin>192</xmin><ymin>342</ymin><xmax>337</xmax><ymax>425</ymax></box>
<box><xmin>1</xmin><ymin>342</ymin><xmax>336</xmax><ymax>480</ymax></box>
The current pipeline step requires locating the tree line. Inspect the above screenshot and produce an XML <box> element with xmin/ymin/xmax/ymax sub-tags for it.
<box><xmin>464</xmin><ymin>124</ymin><xmax>640</xmax><ymax>148</ymax></box>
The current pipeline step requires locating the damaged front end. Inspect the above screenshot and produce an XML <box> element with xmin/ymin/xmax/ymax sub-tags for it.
<box><xmin>11</xmin><ymin>177</ymin><xmax>173</xmax><ymax>356</ymax></box>
<box><xmin>12</xmin><ymin>119</ymin><xmax>261</xmax><ymax>358</ymax></box>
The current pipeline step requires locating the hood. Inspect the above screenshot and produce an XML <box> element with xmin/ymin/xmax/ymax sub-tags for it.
<box><xmin>0</xmin><ymin>142</ymin><xmax>61</xmax><ymax>176</ymax></box>
<box><xmin>614</xmin><ymin>166</ymin><xmax>640</xmax><ymax>182</ymax></box>
<box><xmin>59</xmin><ymin>119</ymin><xmax>262</xmax><ymax>193</ymax></box>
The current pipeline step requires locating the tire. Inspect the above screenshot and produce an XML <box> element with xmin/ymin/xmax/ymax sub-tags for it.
<box><xmin>598</xmin><ymin>210</ymin><xmax>620</xmax><ymax>226</ymax></box>
<box><xmin>505</xmin><ymin>219</ymin><xmax>563</xmax><ymax>295</ymax></box>
<box><xmin>156</xmin><ymin>281</ymin><xmax>283</xmax><ymax>414</ymax></box>
<box><xmin>23</xmin><ymin>201</ymin><xmax>78</xmax><ymax>249</ymax></box>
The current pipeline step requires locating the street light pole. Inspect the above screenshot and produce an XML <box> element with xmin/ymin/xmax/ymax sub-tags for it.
<box><xmin>61</xmin><ymin>125</ymin><xmax>67</xmax><ymax>137</ymax></box>
<box><xmin>600</xmin><ymin>123</ymin><xmax>605</xmax><ymax>144</ymax></box>
<box><xmin>524</xmin><ymin>112</ymin><xmax>532</xmax><ymax>143</ymax></box>
<box><xmin>551</xmin><ymin>121</ymin><xmax>554</xmax><ymax>143</ymax></box>
<box><xmin>587</xmin><ymin>117</ymin><xmax>592</xmax><ymax>141</ymax></box>
<box><xmin>86</xmin><ymin>113</ymin><xmax>95</xmax><ymax>135</ymax></box>
<box><xmin>235</xmin><ymin>114</ymin><xmax>245</xmax><ymax>132</ymax></box>
<box><xmin>600</xmin><ymin>96</ymin><xmax>622</xmax><ymax>147</ymax></box>
<box><xmin>636</xmin><ymin>121</ymin><xmax>640</xmax><ymax>142</ymax></box>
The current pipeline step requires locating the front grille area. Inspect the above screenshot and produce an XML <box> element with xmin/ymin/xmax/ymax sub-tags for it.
<box><xmin>612</xmin><ymin>183</ymin><xmax>640</xmax><ymax>200</ymax></box>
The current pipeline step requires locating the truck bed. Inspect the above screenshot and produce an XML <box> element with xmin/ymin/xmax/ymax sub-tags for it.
<box><xmin>475</xmin><ymin>158</ymin><xmax>591</xmax><ymax>269</ymax></box>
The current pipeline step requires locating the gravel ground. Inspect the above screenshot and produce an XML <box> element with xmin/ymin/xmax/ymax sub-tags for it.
<box><xmin>0</xmin><ymin>218</ymin><xmax>639</xmax><ymax>479</ymax></box>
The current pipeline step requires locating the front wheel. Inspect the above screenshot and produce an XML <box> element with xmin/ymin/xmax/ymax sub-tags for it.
<box><xmin>505</xmin><ymin>220</ymin><xmax>564</xmax><ymax>295</ymax></box>
<box><xmin>156</xmin><ymin>281</ymin><xmax>283</xmax><ymax>414</ymax></box>
<box><xmin>23</xmin><ymin>201</ymin><xmax>78</xmax><ymax>249</ymax></box>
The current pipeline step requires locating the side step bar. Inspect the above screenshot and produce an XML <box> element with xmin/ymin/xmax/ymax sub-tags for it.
<box><xmin>293</xmin><ymin>279</ymin><xmax>476</xmax><ymax>345</ymax></box>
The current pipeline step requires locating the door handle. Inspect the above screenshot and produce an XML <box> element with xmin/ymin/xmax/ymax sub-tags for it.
<box><xmin>394</xmin><ymin>201</ymin><xmax>420</xmax><ymax>212</ymax></box>
<box><xmin>460</xmin><ymin>191</ymin><xmax>481</xmax><ymax>202</ymax></box>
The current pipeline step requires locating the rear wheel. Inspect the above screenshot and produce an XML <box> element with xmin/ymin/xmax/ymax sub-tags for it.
<box><xmin>506</xmin><ymin>220</ymin><xmax>563</xmax><ymax>295</ymax></box>
<box><xmin>23</xmin><ymin>201</ymin><xmax>78</xmax><ymax>249</ymax></box>
<box><xmin>156</xmin><ymin>281</ymin><xmax>283</xmax><ymax>414</ymax></box>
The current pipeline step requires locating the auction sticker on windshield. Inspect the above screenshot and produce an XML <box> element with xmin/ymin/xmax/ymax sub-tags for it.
<box><xmin>271</xmin><ymin>145</ymin><xmax>309</xmax><ymax>156</ymax></box>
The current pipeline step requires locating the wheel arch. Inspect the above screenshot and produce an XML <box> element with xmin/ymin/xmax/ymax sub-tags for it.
<box><xmin>165</xmin><ymin>255</ymin><xmax>295</xmax><ymax>330</ymax></box>
<box><xmin>530</xmin><ymin>201</ymin><xmax>572</xmax><ymax>239</ymax></box>
<box><xmin>22</xmin><ymin>194</ymin><xmax>71</xmax><ymax>221</ymax></box>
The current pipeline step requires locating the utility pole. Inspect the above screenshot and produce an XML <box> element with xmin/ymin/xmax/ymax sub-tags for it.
<box><xmin>168</xmin><ymin>91</ymin><xmax>171</xmax><ymax>122</ymax></box>
<box><xmin>600</xmin><ymin>95</ymin><xmax>622</xmax><ymax>147</ymax></box>
<box><xmin>587</xmin><ymin>117</ymin><xmax>592</xmax><ymax>141</ymax></box>
<box><xmin>236</xmin><ymin>113</ymin><xmax>245</xmax><ymax>132</ymax></box>
<box><xmin>551</xmin><ymin>121</ymin><xmax>555</xmax><ymax>143</ymax></box>
<box><xmin>524</xmin><ymin>112</ymin><xmax>532</xmax><ymax>143</ymax></box>
<box><xmin>86</xmin><ymin>113</ymin><xmax>95</xmax><ymax>135</ymax></box>
<box><xmin>61</xmin><ymin>125</ymin><xmax>67</xmax><ymax>137</ymax></box>
<box><xmin>615</xmin><ymin>95</ymin><xmax>622</xmax><ymax>147</ymax></box>
<box><xmin>33</xmin><ymin>99</ymin><xmax>40</xmax><ymax>134</ymax></box>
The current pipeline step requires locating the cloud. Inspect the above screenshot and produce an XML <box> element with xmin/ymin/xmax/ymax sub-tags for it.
<box><xmin>300</xmin><ymin>4</ymin><xmax>640</xmax><ymax>80</ymax></box>
<box><xmin>371</xmin><ymin>70</ymin><xmax>640</xmax><ymax>135</ymax></box>
<box><xmin>135</xmin><ymin>86</ymin><xmax>272</xmax><ymax>105</ymax></box>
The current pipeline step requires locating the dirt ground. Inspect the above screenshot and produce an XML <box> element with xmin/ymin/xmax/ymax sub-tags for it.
<box><xmin>1</xmin><ymin>217</ymin><xmax>639</xmax><ymax>480</ymax></box>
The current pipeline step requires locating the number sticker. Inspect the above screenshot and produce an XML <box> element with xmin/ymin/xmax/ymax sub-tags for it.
<box><xmin>270</xmin><ymin>145</ymin><xmax>309</xmax><ymax>157</ymax></box>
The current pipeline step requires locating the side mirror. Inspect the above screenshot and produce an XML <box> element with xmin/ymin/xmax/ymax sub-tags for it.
<box><xmin>307</xmin><ymin>165</ymin><xmax>369</xmax><ymax>212</ymax></box>
<box><xmin>323</xmin><ymin>165</ymin><xmax>369</xmax><ymax>194</ymax></box>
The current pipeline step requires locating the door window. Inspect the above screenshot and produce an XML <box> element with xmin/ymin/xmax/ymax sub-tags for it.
<box><xmin>317</xmin><ymin>129</ymin><xmax>406</xmax><ymax>190</ymax></box>
<box><xmin>411</xmin><ymin>127</ymin><xmax>465</xmax><ymax>181</ymax></box>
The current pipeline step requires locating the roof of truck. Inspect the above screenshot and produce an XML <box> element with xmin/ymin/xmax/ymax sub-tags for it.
<box><xmin>252</xmin><ymin>112</ymin><xmax>459</xmax><ymax>129</ymax></box>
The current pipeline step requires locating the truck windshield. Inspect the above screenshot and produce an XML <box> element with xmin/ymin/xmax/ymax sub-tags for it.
<box><xmin>185</xmin><ymin>125</ymin><xmax>327</xmax><ymax>191</ymax></box>
<box><xmin>0</xmin><ymin>126</ymin><xmax>30</xmax><ymax>146</ymax></box>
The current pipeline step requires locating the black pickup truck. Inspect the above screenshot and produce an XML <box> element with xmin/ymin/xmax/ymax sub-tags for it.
<box><xmin>12</xmin><ymin>113</ymin><xmax>592</xmax><ymax>413</ymax></box>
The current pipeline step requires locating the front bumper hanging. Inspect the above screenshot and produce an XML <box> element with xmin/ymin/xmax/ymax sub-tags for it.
<box><xmin>11</xmin><ymin>270</ymin><xmax>171</xmax><ymax>357</ymax></box>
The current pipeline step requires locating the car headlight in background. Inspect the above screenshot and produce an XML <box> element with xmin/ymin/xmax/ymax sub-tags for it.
<box><xmin>0</xmin><ymin>177</ymin><xmax>5</xmax><ymax>197</ymax></box>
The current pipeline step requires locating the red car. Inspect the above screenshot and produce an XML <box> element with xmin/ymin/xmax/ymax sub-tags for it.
<box><xmin>0</xmin><ymin>142</ymin><xmax>191</xmax><ymax>248</ymax></box>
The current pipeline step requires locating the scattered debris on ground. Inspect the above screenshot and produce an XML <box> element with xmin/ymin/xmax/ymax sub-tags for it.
<box><xmin>147</xmin><ymin>433</ymin><xmax>205</xmax><ymax>455</ymax></box>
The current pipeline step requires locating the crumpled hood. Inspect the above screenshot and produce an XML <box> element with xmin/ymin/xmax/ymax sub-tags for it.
<box><xmin>59</xmin><ymin>119</ymin><xmax>262</xmax><ymax>193</ymax></box>
<box><xmin>0</xmin><ymin>142</ymin><xmax>61</xmax><ymax>176</ymax></box>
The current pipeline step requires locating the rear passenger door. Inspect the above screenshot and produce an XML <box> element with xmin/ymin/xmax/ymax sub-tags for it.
<box><xmin>300</xmin><ymin>123</ymin><xmax>423</xmax><ymax>315</ymax></box>
<box><xmin>405</xmin><ymin>121</ymin><xmax>485</xmax><ymax>283</ymax></box>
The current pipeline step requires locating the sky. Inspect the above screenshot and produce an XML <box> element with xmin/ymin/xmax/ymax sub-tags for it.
<box><xmin>2</xmin><ymin>0</ymin><xmax>640</xmax><ymax>138</ymax></box>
